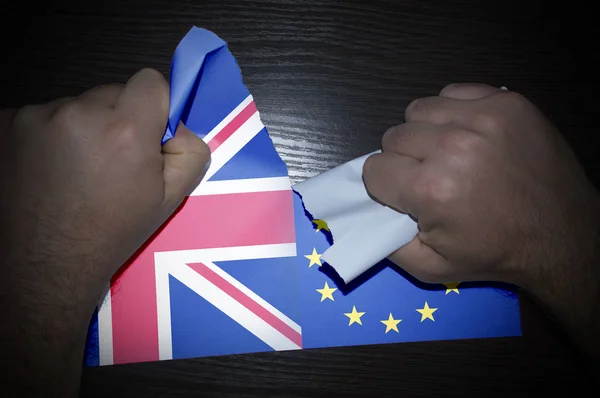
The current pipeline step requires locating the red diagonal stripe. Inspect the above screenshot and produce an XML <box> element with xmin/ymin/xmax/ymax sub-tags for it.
<box><xmin>187</xmin><ymin>262</ymin><xmax>303</xmax><ymax>348</ymax></box>
<box><xmin>207</xmin><ymin>101</ymin><xmax>258</xmax><ymax>152</ymax></box>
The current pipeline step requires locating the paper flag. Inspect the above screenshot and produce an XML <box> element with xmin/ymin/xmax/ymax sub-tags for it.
<box><xmin>83</xmin><ymin>27</ymin><xmax>521</xmax><ymax>367</ymax></box>
<box><xmin>294</xmin><ymin>151</ymin><xmax>418</xmax><ymax>283</ymax></box>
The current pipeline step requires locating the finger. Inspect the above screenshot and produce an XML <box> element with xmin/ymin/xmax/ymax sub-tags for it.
<box><xmin>363</xmin><ymin>151</ymin><xmax>420</xmax><ymax>215</ymax></box>
<box><xmin>405</xmin><ymin>96</ymin><xmax>471</xmax><ymax>126</ymax></box>
<box><xmin>116</xmin><ymin>68</ymin><xmax>169</xmax><ymax>142</ymax></box>
<box><xmin>381</xmin><ymin>122</ymin><xmax>446</xmax><ymax>161</ymax></box>
<box><xmin>439</xmin><ymin>83</ymin><xmax>502</xmax><ymax>100</ymax></box>
<box><xmin>388</xmin><ymin>236</ymin><xmax>452</xmax><ymax>283</ymax></box>
<box><xmin>14</xmin><ymin>97</ymin><xmax>76</xmax><ymax>128</ymax></box>
<box><xmin>45</xmin><ymin>97</ymin><xmax>77</xmax><ymax>118</ymax></box>
<box><xmin>78</xmin><ymin>84</ymin><xmax>123</xmax><ymax>108</ymax></box>
<box><xmin>162</xmin><ymin>122</ymin><xmax>211</xmax><ymax>207</ymax></box>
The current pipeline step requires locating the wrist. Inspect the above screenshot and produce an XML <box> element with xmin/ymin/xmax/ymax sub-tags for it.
<box><xmin>516</xmin><ymin>189</ymin><xmax>600</xmax><ymax>360</ymax></box>
<box><xmin>2</xmin><ymin>257</ymin><xmax>100</xmax><ymax>397</ymax></box>
<box><xmin>516</xmin><ymin>187</ymin><xmax>600</xmax><ymax>292</ymax></box>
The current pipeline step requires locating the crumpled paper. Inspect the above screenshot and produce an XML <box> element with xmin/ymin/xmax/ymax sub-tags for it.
<box><xmin>294</xmin><ymin>152</ymin><xmax>419</xmax><ymax>283</ymax></box>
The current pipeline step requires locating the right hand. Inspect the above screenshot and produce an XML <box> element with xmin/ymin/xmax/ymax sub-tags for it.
<box><xmin>363</xmin><ymin>83</ymin><xmax>599</xmax><ymax>291</ymax></box>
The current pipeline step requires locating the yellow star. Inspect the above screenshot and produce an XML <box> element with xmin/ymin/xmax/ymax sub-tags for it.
<box><xmin>380</xmin><ymin>313</ymin><xmax>402</xmax><ymax>333</ymax></box>
<box><xmin>344</xmin><ymin>306</ymin><xmax>365</xmax><ymax>326</ymax></box>
<box><xmin>312</xmin><ymin>219</ymin><xmax>329</xmax><ymax>232</ymax></box>
<box><xmin>316</xmin><ymin>281</ymin><xmax>337</xmax><ymax>302</ymax></box>
<box><xmin>443</xmin><ymin>282</ymin><xmax>460</xmax><ymax>295</ymax></box>
<box><xmin>304</xmin><ymin>248</ymin><xmax>322</xmax><ymax>267</ymax></box>
<box><xmin>416</xmin><ymin>302</ymin><xmax>437</xmax><ymax>322</ymax></box>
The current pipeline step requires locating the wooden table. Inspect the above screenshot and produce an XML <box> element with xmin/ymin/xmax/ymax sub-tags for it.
<box><xmin>2</xmin><ymin>0</ymin><xmax>597</xmax><ymax>396</ymax></box>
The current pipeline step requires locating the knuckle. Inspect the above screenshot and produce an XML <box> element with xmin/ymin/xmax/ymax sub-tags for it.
<box><xmin>473</xmin><ymin>111</ymin><xmax>504</xmax><ymax>133</ymax></box>
<box><xmin>439</xmin><ymin>83</ymin><xmax>461</xmax><ymax>96</ymax></box>
<box><xmin>13</xmin><ymin>104</ymin><xmax>40</xmax><ymax>129</ymax></box>
<box><xmin>405</xmin><ymin>99</ymin><xmax>419</xmax><ymax>116</ymax></box>
<box><xmin>405</xmin><ymin>96</ymin><xmax>448</xmax><ymax>122</ymax></box>
<box><xmin>475</xmin><ymin>91</ymin><xmax>528</xmax><ymax>133</ymax></box>
<box><xmin>109</xmin><ymin>118</ymin><xmax>139</xmax><ymax>144</ymax></box>
<box><xmin>138</xmin><ymin>67</ymin><xmax>169</xmax><ymax>110</ymax></box>
<box><xmin>381</xmin><ymin>124</ymin><xmax>407</xmax><ymax>152</ymax></box>
<box><xmin>139</xmin><ymin>68</ymin><xmax>168</xmax><ymax>91</ymax></box>
<box><xmin>406</xmin><ymin>97</ymin><xmax>431</xmax><ymax>117</ymax></box>
<box><xmin>438</xmin><ymin>130</ymin><xmax>483</xmax><ymax>156</ymax></box>
<box><xmin>49</xmin><ymin>101</ymin><xmax>84</xmax><ymax>133</ymax></box>
<box><xmin>414</xmin><ymin>170</ymin><xmax>457</xmax><ymax>205</ymax></box>
<box><xmin>105</xmin><ymin>118</ymin><xmax>143</xmax><ymax>156</ymax></box>
<box><xmin>188</xmin><ymin>136</ymin><xmax>211</xmax><ymax>163</ymax></box>
<box><xmin>137</xmin><ymin>67</ymin><xmax>164</xmax><ymax>81</ymax></box>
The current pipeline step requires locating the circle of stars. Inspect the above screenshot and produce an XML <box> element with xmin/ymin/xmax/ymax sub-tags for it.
<box><xmin>305</xmin><ymin>246</ymin><xmax>462</xmax><ymax>333</ymax></box>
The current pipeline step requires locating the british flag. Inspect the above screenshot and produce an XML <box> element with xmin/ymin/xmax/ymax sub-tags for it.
<box><xmin>84</xmin><ymin>27</ymin><xmax>302</xmax><ymax>366</ymax></box>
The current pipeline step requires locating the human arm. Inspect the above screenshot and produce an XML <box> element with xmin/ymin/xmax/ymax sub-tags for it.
<box><xmin>0</xmin><ymin>68</ymin><xmax>210</xmax><ymax>397</ymax></box>
<box><xmin>363</xmin><ymin>83</ymin><xmax>600</xmax><ymax>365</ymax></box>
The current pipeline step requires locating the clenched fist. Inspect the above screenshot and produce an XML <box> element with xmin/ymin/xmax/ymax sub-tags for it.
<box><xmin>0</xmin><ymin>68</ymin><xmax>210</xmax><ymax>396</ymax></box>
<box><xmin>363</xmin><ymin>83</ymin><xmax>600</xmax><ymax>362</ymax></box>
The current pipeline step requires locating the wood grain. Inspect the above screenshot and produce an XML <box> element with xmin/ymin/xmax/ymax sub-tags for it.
<box><xmin>1</xmin><ymin>0</ymin><xmax>597</xmax><ymax>395</ymax></box>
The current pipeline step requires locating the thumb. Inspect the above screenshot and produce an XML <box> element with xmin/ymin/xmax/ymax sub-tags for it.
<box><xmin>161</xmin><ymin>122</ymin><xmax>211</xmax><ymax>207</ymax></box>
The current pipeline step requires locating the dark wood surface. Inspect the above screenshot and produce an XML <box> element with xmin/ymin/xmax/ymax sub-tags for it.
<box><xmin>2</xmin><ymin>0</ymin><xmax>597</xmax><ymax>396</ymax></box>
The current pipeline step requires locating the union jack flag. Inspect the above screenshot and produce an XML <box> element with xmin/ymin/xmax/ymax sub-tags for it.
<box><xmin>84</xmin><ymin>27</ymin><xmax>301</xmax><ymax>366</ymax></box>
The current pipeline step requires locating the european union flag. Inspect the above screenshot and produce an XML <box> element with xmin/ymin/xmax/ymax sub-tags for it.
<box><xmin>293</xmin><ymin>192</ymin><xmax>521</xmax><ymax>348</ymax></box>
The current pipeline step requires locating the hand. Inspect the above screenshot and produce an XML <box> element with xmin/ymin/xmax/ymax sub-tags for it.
<box><xmin>363</xmin><ymin>83</ymin><xmax>600</xmax><ymax>364</ymax></box>
<box><xmin>363</xmin><ymin>83</ymin><xmax>599</xmax><ymax>288</ymax></box>
<box><xmin>0</xmin><ymin>68</ymin><xmax>210</xmax><ymax>396</ymax></box>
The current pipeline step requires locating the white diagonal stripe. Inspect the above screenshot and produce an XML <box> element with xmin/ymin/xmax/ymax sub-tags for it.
<box><xmin>154</xmin><ymin>243</ymin><xmax>301</xmax><ymax>360</ymax></box>
<box><xmin>173</xmin><ymin>261</ymin><xmax>300</xmax><ymax>351</ymax></box>
<box><xmin>202</xmin><ymin>95</ymin><xmax>253</xmax><ymax>144</ymax></box>
<box><xmin>155</xmin><ymin>259</ymin><xmax>301</xmax><ymax>359</ymax></box>
<box><xmin>202</xmin><ymin>261</ymin><xmax>301</xmax><ymax>334</ymax></box>
<box><xmin>201</xmin><ymin>111</ymin><xmax>264</xmax><ymax>182</ymax></box>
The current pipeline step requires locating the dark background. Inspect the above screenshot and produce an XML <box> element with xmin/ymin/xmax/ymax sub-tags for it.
<box><xmin>2</xmin><ymin>0</ymin><xmax>597</xmax><ymax>396</ymax></box>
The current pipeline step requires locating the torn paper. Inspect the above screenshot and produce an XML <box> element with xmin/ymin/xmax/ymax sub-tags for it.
<box><xmin>293</xmin><ymin>152</ymin><xmax>419</xmax><ymax>283</ymax></box>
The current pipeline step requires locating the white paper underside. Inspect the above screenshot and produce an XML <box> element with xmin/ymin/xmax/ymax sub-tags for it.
<box><xmin>293</xmin><ymin>151</ymin><xmax>418</xmax><ymax>283</ymax></box>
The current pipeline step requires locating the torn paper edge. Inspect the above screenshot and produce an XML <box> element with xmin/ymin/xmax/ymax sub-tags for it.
<box><xmin>292</xmin><ymin>152</ymin><xmax>419</xmax><ymax>284</ymax></box>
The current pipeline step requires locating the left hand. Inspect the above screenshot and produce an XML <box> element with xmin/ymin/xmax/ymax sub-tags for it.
<box><xmin>1</xmin><ymin>69</ymin><xmax>210</xmax><ymax>304</ymax></box>
<box><xmin>0</xmin><ymin>68</ymin><xmax>210</xmax><ymax>396</ymax></box>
